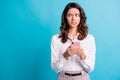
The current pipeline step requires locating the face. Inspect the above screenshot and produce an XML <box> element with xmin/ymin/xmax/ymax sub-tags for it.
<box><xmin>66</xmin><ymin>8</ymin><xmax>80</xmax><ymax>28</ymax></box>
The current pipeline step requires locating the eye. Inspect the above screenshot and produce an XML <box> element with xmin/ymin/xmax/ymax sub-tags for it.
<box><xmin>67</xmin><ymin>14</ymin><xmax>73</xmax><ymax>17</ymax></box>
<box><xmin>75</xmin><ymin>14</ymin><xmax>80</xmax><ymax>17</ymax></box>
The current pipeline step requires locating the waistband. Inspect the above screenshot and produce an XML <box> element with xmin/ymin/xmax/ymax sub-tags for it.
<box><xmin>60</xmin><ymin>70</ymin><xmax>84</xmax><ymax>76</ymax></box>
<box><xmin>65</xmin><ymin>72</ymin><xmax>81</xmax><ymax>76</ymax></box>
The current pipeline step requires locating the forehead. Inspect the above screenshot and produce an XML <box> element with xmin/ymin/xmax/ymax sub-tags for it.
<box><xmin>67</xmin><ymin>8</ymin><xmax>80</xmax><ymax>14</ymax></box>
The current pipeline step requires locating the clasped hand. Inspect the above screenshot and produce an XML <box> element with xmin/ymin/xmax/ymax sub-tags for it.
<box><xmin>65</xmin><ymin>44</ymin><xmax>86</xmax><ymax>60</ymax></box>
<box><xmin>67</xmin><ymin>45</ymin><xmax>83</xmax><ymax>55</ymax></box>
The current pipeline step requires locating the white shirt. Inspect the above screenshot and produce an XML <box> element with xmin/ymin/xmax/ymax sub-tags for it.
<box><xmin>51</xmin><ymin>34</ymin><xmax>96</xmax><ymax>73</ymax></box>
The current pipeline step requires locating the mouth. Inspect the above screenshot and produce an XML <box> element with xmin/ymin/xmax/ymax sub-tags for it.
<box><xmin>71</xmin><ymin>22</ymin><xmax>77</xmax><ymax>25</ymax></box>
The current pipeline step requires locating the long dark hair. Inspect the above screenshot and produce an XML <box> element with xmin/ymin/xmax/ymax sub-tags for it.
<box><xmin>59</xmin><ymin>2</ymin><xmax>88</xmax><ymax>43</ymax></box>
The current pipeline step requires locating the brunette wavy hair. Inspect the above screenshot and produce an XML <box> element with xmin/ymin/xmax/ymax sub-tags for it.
<box><xmin>59</xmin><ymin>2</ymin><xmax>88</xmax><ymax>43</ymax></box>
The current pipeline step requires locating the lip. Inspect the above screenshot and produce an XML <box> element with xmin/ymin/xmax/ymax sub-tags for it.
<box><xmin>71</xmin><ymin>22</ymin><xmax>77</xmax><ymax>25</ymax></box>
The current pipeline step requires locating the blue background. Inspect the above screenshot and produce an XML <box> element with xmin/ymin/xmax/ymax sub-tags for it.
<box><xmin>0</xmin><ymin>0</ymin><xmax>120</xmax><ymax>80</ymax></box>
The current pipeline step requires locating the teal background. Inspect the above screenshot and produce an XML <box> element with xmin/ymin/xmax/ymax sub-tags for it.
<box><xmin>0</xmin><ymin>0</ymin><xmax>120</xmax><ymax>80</ymax></box>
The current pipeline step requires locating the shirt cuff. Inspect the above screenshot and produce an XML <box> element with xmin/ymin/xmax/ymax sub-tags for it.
<box><xmin>80</xmin><ymin>60</ymin><xmax>90</xmax><ymax>73</ymax></box>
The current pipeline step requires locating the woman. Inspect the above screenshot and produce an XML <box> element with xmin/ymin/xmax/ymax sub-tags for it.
<box><xmin>51</xmin><ymin>2</ymin><xmax>96</xmax><ymax>80</ymax></box>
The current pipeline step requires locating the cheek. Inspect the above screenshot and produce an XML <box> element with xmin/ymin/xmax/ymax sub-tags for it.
<box><xmin>77</xmin><ymin>18</ymin><xmax>80</xmax><ymax>21</ymax></box>
<box><xmin>66</xmin><ymin>18</ymin><xmax>71</xmax><ymax>24</ymax></box>
<box><xmin>77</xmin><ymin>18</ymin><xmax>80</xmax><ymax>23</ymax></box>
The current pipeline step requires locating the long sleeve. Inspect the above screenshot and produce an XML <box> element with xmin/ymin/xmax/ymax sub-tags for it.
<box><xmin>80</xmin><ymin>35</ymin><xmax>96</xmax><ymax>73</ymax></box>
<box><xmin>51</xmin><ymin>35</ymin><xmax>69</xmax><ymax>73</ymax></box>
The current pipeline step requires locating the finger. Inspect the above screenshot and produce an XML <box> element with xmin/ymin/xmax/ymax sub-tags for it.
<box><xmin>68</xmin><ymin>48</ymin><xmax>73</xmax><ymax>55</ymax></box>
<box><xmin>68</xmin><ymin>46</ymin><xmax>71</xmax><ymax>48</ymax></box>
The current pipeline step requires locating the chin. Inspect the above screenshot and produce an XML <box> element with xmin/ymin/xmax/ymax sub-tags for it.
<box><xmin>70</xmin><ymin>25</ymin><xmax>78</xmax><ymax>28</ymax></box>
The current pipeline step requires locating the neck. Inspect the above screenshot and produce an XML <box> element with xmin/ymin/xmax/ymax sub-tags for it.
<box><xmin>69</xmin><ymin>28</ymin><xmax>78</xmax><ymax>38</ymax></box>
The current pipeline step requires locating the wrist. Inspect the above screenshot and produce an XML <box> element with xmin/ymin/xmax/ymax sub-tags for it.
<box><xmin>79</xmin><ymin>53</ymin><xmax>86</xmax><ymax>60</ymax></box>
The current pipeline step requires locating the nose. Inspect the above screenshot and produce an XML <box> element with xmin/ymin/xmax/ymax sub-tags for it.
<box><xmin>72</xmin><ymin>15</ymin><xmax>75</xmax><ymax>21</ymax></box>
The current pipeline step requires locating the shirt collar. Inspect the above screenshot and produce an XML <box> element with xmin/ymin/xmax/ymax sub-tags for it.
<box><xmin>68</xmin><ymin>33</ymin><xmax>79</xmax><ymax>41</ymax></box>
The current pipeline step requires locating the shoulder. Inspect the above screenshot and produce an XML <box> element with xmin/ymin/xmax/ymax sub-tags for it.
<box><xmin>87</xmin><ymin>34</ymin><xmax>95</xmax><ymax>39</ymax></box>
<box><xmin>84</xmin><ymin>34</ymin><xmax>95</xmax><ymax>41</ymax></box>
<box><xmin>51</xmin><ymin>34</ymin><xmax>61</xmax><ymax>42</ymax></box>
<box><xmin>51</xmin><ymin>34</ymin><xmax>60</xmax><ymax>39</ymax></box>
